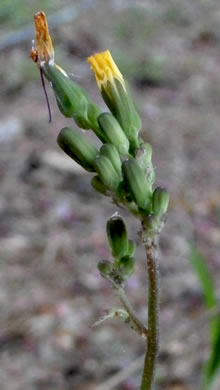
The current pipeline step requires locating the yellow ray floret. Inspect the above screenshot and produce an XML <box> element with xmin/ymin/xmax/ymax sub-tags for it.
<box><xmin>88</xmin><ymin>50</ymin><xmax>126</xmax><ymax>92</ymax></box>
<box><xmin>30</xmin><ymin>11</ymin><xmax>54</xmax><ymax>65</ymax></box>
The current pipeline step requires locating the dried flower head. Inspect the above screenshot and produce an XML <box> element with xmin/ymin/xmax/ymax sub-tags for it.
<box><xmin>30</xmin><ymin>11</ymin><xmax>54</xmax><ymax>66</ymax></box>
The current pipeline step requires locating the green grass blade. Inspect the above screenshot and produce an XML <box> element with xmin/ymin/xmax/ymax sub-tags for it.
<box><xmin>190</xmin><ymin>247</ymin><xmax>216</xmax><ymax>309</ymax></box>
<box><xmin>190</xmin><ymin>247</ymin><xmax>220</xmax><ymax>389</ymax></box>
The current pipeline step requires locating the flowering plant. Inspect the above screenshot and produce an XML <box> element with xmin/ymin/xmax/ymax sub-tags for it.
<box><xmin>30</xmin><ymin>11</ymin><xmax>169</xmax><ymax>390</ymax></box>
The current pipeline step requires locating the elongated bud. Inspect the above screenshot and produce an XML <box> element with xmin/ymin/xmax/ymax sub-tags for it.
<box><xmin>152</xmin><ymin>187</ymin><xmax>169</xmax><ymax>216</ymax></box>
<box><xmin>106</xmin><ymin>214</ymin><xmax>128</xmax><ymax>259</ymax></box>
<box><xmin>122</xmin><ymin>159</ymin><xmax>152</xmax><ymax>211</ymax></box>
<box><xmin>94</xmin><ymin>156</ymin><xmax>120</xmax><ymax>191</ymax></box>
<box><xmin>98</xmin><ymin>113</ymin><xmax>129</xmax><ymax>155</ymax></box>
<box><xmin>97</xmin><ymin>260</ymin><xmax>112</xmax><ymax>277</ymax></box>
<box><xmin>100</xmin><ymin>144</ymin><xmax>122</xmax><ymax>177</ymax></box>
<box><xmin>118</xmin><ymin>255</ymin><xmax>135</xmax><ymax>278</ymax></box>
<box><xmin>43</xmin><ymin>64</ymin><xmax>102</xmax><ymax>133</ymax></box>
<box><xmin>88</xmin><ymin>51</ymin><xmax>141</xmax><ymax>147</ymax></box>
<box><xmin>57</xmin><ymin>127</ymin><xmax>98</xmax><ymax>172</ymax></box>
<box><xmin>91</xmin><ymin>175</ymin><xmax>109</xmax><ymax>196</ymax></box>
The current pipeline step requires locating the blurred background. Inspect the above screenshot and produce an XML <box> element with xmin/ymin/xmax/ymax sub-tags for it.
<box><xmin>0</xmin><ymin>0</ymin><xmax>220</xmax><ymax>389</ymax></box>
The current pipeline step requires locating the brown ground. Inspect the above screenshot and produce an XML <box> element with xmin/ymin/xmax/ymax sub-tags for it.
<box><xmin>0</xmin><ymin>1</ymin><xmax>220</xmax><ymax>389</ymax></box>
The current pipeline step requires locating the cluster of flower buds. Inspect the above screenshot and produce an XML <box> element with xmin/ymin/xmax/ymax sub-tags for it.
<box><xmin>30</xmin><ymin>11</ymin><xmax>169</xmax><ymax>248</ymax></box>
<box><xmin>98</xmin><ymin>214</ymin><xmax>136</xmax><ymax>284</ymax></box>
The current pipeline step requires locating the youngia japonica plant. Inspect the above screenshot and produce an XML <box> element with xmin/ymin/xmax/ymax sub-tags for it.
<box><xmin>30</xmin><ymin>11</ymin><xmax>169</xmax><ymax>390</ymax></box>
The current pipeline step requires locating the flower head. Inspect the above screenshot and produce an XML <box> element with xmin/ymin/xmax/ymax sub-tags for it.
<box><xmin>30</xmin><ymin>11</ymin><xmax>54</xmax><ymax>65</ymax></box>
<box><xmin>88</xmin><ymin>50</ymin><xmax>141</xmax><ymax>149</ymax></box>
<box><xmin>88</xmin><ymin>50</ymin><xmax>126</xmax><ymax>96</ymax></box>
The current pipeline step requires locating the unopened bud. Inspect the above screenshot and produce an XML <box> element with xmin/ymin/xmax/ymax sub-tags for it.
<box><xmin>97</xmin><ymin>260</ymin><xmax>112</xmax><ymax>277</ymax></box>
<box><xmin>98</xmin><ymin>113</ymin><xmax>129</xmax><ymax>155</ymax></box>
<box><xmin>57</xmin><ymin>127</ymin><xmax>98</xmax><ymax>172</ymax></box>
<box><xmin>122</xmin><ymin>159</ymin><xmax>152</xmax><ymax>211</ymax></box>
<box><xmin>106</xmin><ymin>214</ymin><xmax>128</xmax><ymax>259</ymax></box>
<box><xmin>152</xmin><ymin>187</ymin><xmax>169</xmax><ymax>216</ymax></box>
<box><xmin>94</xmin><ymin>156</ymin><xmax>120</xmax><ymax>191</ymax></box>
<box><xmin>100</xmin><ymin>144</ymin><xmax>122</xmax><ymax>177</ymax></box>
<box><xmin>43</xmin><ymin>64</ymin><xmax>101</xmax><ymax>132</ymax></box>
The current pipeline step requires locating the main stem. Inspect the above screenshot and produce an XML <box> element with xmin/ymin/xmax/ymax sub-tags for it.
<box><xmin>140</xmin><ymin>238</ymin><xmax>160</xmax><ymax>390</ymax></box>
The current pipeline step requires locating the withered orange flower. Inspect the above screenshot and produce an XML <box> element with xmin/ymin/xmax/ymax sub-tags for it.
<box><xmin>30</xmin><ymin>11</ymin><xmax>54</xmax><ymax>65</ymax></box>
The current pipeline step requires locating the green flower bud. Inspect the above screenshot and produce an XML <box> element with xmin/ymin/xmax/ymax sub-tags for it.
<box><xmin>122</xmin><ymin>159</ymin><xmax>152</xmax><ymax>211</ymax></box>
<box><xmin>98</xmin><ymin>113</ymin><xmax>129</xmax><ymax>155</ymax></box>
<box><xmin>94</xmin><ymin>156</ymin><xmax>120</xmax><ymax>191</ymax></box>
<box><xmin>152</xmin><ymin>187</ymin><xmax>169</xmax><ymax>216</ymax></box>
<box><xmin>118</xmin><ymin>255</ymin><xmax>135</xmax><ymax>278</ymax></box>
<box><xmin>100</xmin><ymin>144</ymin><xmax>122</xmax><ymax>177</ymax></box>
<box><xmin>106</xmin><ymin>214</ymin><xmax>128</xmax><ymax>259</ymax></box>
<box><xmin>91</xmin><ymin>175</ymin><xmax>109</xmax><ymax>196</ymax></box>
<box><xmin>97</xmin><ymin>260</ymin><xmax>112</xmax><ymax>277</ymax></box>
<box><xmin>57</xmin><ymin>127</ymin><xmax>98</xmax><ymax>172</ymax></box>
<box><xmin>128</xmin><ymin>240</ymin><xmax>136</xmax><ymax>257</ymax></box>
<box><xmin>43</xmin><ymin>64</ymin><xmax>102</xmax><ymax>133</ymax></box>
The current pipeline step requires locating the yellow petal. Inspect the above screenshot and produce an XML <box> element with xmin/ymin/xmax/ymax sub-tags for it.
<box><xmin>88</xmin><ymin>50</ymin><xmax>125</xmax><ymax>91</ymax></box>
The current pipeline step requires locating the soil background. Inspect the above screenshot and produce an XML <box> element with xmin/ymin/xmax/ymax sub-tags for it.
<box><xmin>0</xmin><ymin>1</ymin><xmax>220</xmax><ymax>389</ymax></box>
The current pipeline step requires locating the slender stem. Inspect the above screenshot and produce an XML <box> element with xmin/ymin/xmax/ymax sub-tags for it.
<box><xmin>106</xmin><ymin>274</ymin><xmax>148</xmax><ymax>337</ymax></box>
<box><xmin>140</xmin><ymin>239</ymin><xmax>160</xmax><ymax>390</ymax></box>
<box><xmin>115</xmin><ymin>286</ymin><xmax>148</xmax><ymax>338</ymax></box>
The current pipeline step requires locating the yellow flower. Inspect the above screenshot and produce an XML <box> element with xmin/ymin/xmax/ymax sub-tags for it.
<box><xmin>88</xmin><ymin>50</ymin><xmax>141</xmax><ymax>148</ymax></box>
<box><xmin>30</xmin><ymin>11</ymin><xmax>54</xmax><ymax>65</ymax></box>
<box><xmin>88</xmin><ymin>50</ymin><xmax>126</xmax><ymax>96</ymax></box>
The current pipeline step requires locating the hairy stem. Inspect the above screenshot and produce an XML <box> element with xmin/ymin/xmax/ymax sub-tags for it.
<box><xmin>140</xmin><ymin>239</ymin><xmax>160</xmax><ymax>390</ymax></box>
<box><xmin>115</xmin><ymin>286</ymin><xmax>148</xmax><ymax>338</ymax></box>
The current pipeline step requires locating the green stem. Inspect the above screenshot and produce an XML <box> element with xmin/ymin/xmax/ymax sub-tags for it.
<box><xmin>106</xmin><ymin>274</ymin><xmax>148</xmax><ymax>338</ymax></box>
<box><xmin>115</xmin><ymin>286</ymin><xmax>148</xmax><ymax>338</ymax></box>
<box><xmin>140</xmin><ymin>239</ymin><xmax>160</xmax><ymax>390</ymax></box>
